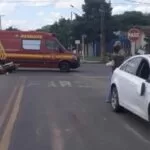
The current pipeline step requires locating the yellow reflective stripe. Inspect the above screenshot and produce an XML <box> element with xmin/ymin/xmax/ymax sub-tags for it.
<box><xmin>0</xmin><ymin>41</ymin><xmax>6</xmax><ymax>60</ymax></box>
<box><xmin>7</xmin><ymin>54</ymin><xmax>43</xmax><ymax>59</ymax></box>
<box><xmin>44</xmin><ymin>55</ymin><xmax>72</xmax><ymax>59</ymax></box>
<box><xmin>6</xmin><ymin>53</ymin><xmax>72</xmax><ymax>59</ymax></box>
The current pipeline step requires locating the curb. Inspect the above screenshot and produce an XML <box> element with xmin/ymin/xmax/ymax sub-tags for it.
<box><xmin>81</xmin><ymin>60</ymin><xmax>104</xmax><ymax>64</ymax></box>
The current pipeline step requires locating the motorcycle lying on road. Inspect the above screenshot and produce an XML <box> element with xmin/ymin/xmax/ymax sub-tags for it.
<box><xmin>0</xmin><ymin>61</ymin><xmax>19</xmax><ymax>74</ymax></box>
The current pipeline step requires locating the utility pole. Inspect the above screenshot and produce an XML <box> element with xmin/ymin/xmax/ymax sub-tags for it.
<box><xmin>82</xmin><ymin>34</ymin><xmax>86</xmax><ymax>61</ymax></box>
<box><xmin>100</xmin><ymin>2</ymin><xmax>105</xmax><ymax>61</ymax></box>
<box><xmin>0</xmin><ymin>15</ymin><xmax>4</xmax><ymax>30</ymax></box>
<box><xmin>70</xmin><ymin>7</ymin><xmax>73</xmax><ymax>51</ymax></box>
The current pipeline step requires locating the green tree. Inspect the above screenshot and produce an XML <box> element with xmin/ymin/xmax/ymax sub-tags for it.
<box><xmin>36</xmin><ymin>25</ymin><xmax>51</xmax><ymax>32</ymax></box>
<box><xmin>144</xmin><ymin>35</ymin><xmax>150</xmax><ymax>53</ymax></box>
<box><xmin>6</xmin><ymin>26</ymin><xmax>19</xmax><ymax>31</ymax></box>
<box><xmin>112</xmin><ymin>11</ymin><xmax>150</xmax><ymax>31</ymax></box>
<box><xmin>72</xmin><ymin>0</ymin><xmax>113</xmax><ymax>43</ymax></box>
<box><xmin>37</xmin><ymin>18</ymin><xmax>72</xmax><ymax>48</ymax></box>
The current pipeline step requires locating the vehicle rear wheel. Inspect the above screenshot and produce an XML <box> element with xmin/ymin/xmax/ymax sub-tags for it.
<box><xmin>111</xmin><ymin>86</ymin><xmax>121</xmax><ymax>112</ymax></box>
<box><xmin>59</xmin><ymin>61</ymin><xmax>70</xmax><ymax>72</ymax></box>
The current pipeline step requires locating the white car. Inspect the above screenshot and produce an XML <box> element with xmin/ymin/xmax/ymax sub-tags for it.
<box><xmin>110</xmin><ymin>54</ymin><xmax>150</xmax><ymax>121</ymax></box>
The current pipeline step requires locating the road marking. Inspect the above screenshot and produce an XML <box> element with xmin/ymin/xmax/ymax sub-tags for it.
<box><xmin>0</xmin><ymin>83</ymin><xmax>19</xmax><ymax>130</ymax></box>
<box><xmin>0</xmin><ymin>79</ymin><xmax>26</xmax><ymax>150</ymax></box>
<box><xmin>26</xmin><ymin>81</ymin><xmax>40</xmax><ymax>87</ymax></box>
<box><xmin>36</xmin><ymin>128</ymin><xmax>40</xmax><ymax>136</ymax></box>
<box><xmin>26</xmin><ymin>80</ymin><xmax>92</xmax><ymax>88</ymax></box>
<box><xmin>52</xmin><ymin>127</ymin><xmax>64</xmax><ymax>150</ymax></box>
<box><xmin>59</xmin><ymin>81</ymin><xmax>72</xmax><ymax>88</ymax></box>
<box><xmin>48</xmin><ymin>81</ymin><xmax>57</xmax><ymax>88</ymax></box>
<box><xmin>124</xmin><ymin>123</ymin><xmax>150</xmax><ymax>145</ymax></box>
<box><xmin>73</xmin><ymin>81</ymin><xmax>92</xmax><ymax>88</ymax></box>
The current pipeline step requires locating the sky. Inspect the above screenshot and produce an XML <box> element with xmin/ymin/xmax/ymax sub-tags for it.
<box><xmin>0</xmin><ymin>0</ymin><xmax>150</xmax><ymax>30</ymax></box>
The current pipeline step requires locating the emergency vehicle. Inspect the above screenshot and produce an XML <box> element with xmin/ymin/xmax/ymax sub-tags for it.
<box><xmin>0</xmin><ymin>31</ymin><xmax>80</xmax><ymax>72</ymax></box>
<box><xmin>0</xmin><ymin>39</ymin><xmax>18</xmax><ymax>74</ymax></box>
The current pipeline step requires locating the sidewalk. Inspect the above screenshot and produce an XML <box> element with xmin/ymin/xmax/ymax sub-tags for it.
<box><xmin>81</xmin><ymin>60</ymin><xmax>101</xmax><ymax>64</ymax></box>
<box><xmin>80</xmin><ymin>56</ymin><xmax>108</xmax><ymax>64</ymax></box>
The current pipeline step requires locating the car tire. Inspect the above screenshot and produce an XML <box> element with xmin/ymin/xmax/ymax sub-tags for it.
<box><xmin>111</xmin><ymin>86</ymin><xmax>121</xmax><ymax>112</ymax></box>
<box><xmin>59</xmin><ymin>61</ymin><xmax>70</xmax><ymax>72</ymax></box>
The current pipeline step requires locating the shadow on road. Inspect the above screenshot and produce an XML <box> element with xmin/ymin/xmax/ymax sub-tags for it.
<box><xmin>116</xmin><ymin>109</ymin><xmax>150</xmax><ymax>140</ymax></box>
<box><xmin>123</xmin><ymin>109</ymin><xmax>149</xmax><ymax>127</ymax></box>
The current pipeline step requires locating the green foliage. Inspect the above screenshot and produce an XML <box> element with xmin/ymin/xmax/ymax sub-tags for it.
<box><xmin>6</xmin><ymin>26</ymin><xmax>20</xmax><ymax>31</ymax></box>
<box><xmin>112</xmin><ymin>11</ymin><xmax>150</xmax><ymax>31</ymax></box>
<box><xmin>74</xmin><ymin>0</ymin><xmax>112</xmax><ymax>42</ymax></box>
<box><xmin>144</xmin><ymin>35</ymin><xmax>150</xmax><ymax>53</ymax></box>
<box><xmin>37</xmin><ymin>1</ymin><xmax>150</xmax><ymax>48</ymax></box>
<box><xmin>144</xmin><ymin>36</ymin><xmax>150</xmax><ymax>43</ymax></box>
<box><xmin>37</xmin><ymin>19</ymin><xmax>72</xmax><ymax>48</ymax></box>
<box><xmin>37</xmin><ymin>0</ymin><xmax>112</xmax><ymax>47</ymax></box>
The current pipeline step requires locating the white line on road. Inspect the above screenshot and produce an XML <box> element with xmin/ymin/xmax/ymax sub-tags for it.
<box><xmin>124</xmin><ymin>123</ymin><xmax>150</xmax><ymax>145</ymax></box>
<box><xmin>26</xmin><ymin>80</ymin><xmax>93</xmax><ymax>88</ymax></box>
<box><xmin>59</xmin><ymin>81</ymin><xmax>72</xmax><ymax>88</ymax></box>
<box><xmin>27</xmin><ymin>81</ymin><xmax>41</xmax><ymax>87</ymax></box>
<box><xmin>48</xmin><ymin>81</ymin><xmax>57</xmax><ymax>88</ymax></box>
<box><xmin>73</xmin><ymin>81</ymin><xmax>92</xmax><ymax>88</ymax></box>
<box><xmin>52</xmin><ymin>127</ymin><xmax>64</xmax><ymax>150</ymax></box>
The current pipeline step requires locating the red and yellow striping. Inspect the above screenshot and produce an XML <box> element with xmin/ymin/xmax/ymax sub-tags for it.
<box><xmin>6</xmin><ymin>53</ymin><xmax>73</xmax><ymax>60</ymax></box>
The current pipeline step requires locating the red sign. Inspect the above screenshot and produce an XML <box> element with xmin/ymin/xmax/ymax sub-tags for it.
<box><xmin>128</xmin><ymin>28</ymin><xmax>141</xmax><ymax>42</ymax></box>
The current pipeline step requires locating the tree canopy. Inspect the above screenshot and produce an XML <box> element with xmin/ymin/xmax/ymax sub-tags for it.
<box><xmin>6</xmin><ymin>26</ymin><xmax>20</xmax><ymax>31</ymax></box>
<box><xmin>72</xmin><ymin>0</ymin><xmax>112</xmax><ymax>42</ymax></box>
<box><xmin>35</xmin><ymin>1</ymin><xmax>150</xmax><ymax>48</ymax></box>
<box><xmin>112</xmin><ymin>11</ymin><xmax>150</xmax><ymax>31</ymax></box>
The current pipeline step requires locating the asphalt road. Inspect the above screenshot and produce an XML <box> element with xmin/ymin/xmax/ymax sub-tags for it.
<box><xmin>0</xmin><ymin>64</ymin><xmax>150</xmax><ymax>150</ymax></box>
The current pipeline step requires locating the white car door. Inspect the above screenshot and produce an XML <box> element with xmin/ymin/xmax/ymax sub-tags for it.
<box><xmin>133</xmin><ymin>58</ymin><xmax>150</xmax><ymax>120</ymax></box>
<box><xmin>117</xmin><ymin>57</ymin><xmax>142</xmax><ymax>113</ymax></box>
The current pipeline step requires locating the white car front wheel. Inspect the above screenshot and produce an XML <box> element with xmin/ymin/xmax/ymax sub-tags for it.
<box><xmin>111</xmin><ymin>86</ymin><xmax>122</xmax><ymax>112</ymax></box>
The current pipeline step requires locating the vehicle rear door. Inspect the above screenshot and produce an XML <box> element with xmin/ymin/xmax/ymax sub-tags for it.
<box><xmin>118</xmin><ymin>57</ymin><xmax>142</xmax><ymax>112</ymax></box>
<box><xmin>134</xmin><ymin>58</ymin><xmax>150</xmax><ymax>120</ymax></box>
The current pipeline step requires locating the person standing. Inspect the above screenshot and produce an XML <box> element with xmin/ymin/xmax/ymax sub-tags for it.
<box><xmin>105</xmin><ymin>41</ymin><xmax>126</xmax><ymax>103</ymax></box>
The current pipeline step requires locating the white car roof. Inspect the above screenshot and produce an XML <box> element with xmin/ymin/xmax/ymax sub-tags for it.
<box><xmin>129</xmin><ymin>54</ymin><xmax>150</xmax><ymax>62</ymax></box>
